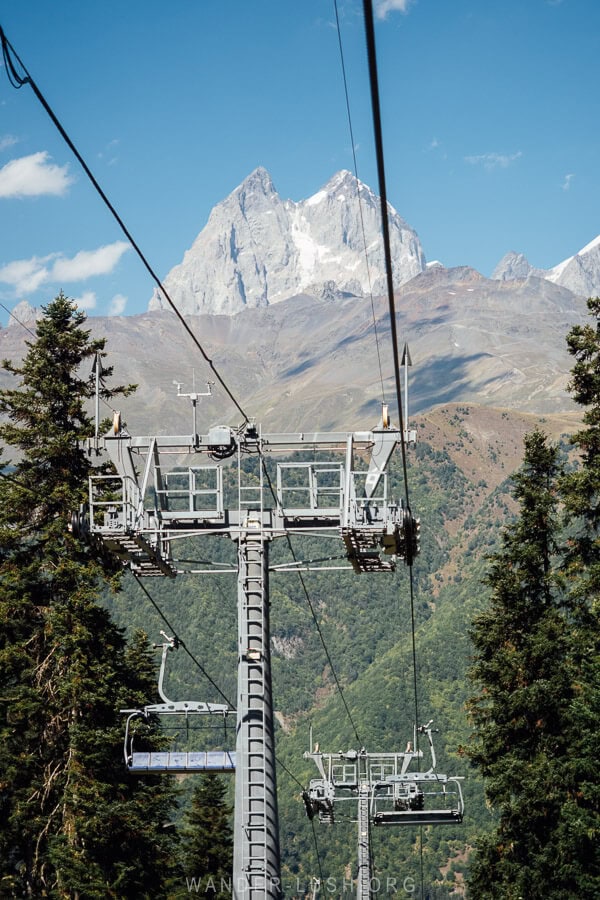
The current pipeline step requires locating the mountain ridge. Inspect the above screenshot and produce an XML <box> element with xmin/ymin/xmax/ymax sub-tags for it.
<box><xmin>4</xmin><ymin>171</ymin><xmax>595</xmax><ymax>434</ymax></box>
<box><xmin>144</xmin><ymin>166</ymin><xmax>600</xmax><ymax>319</ymax></box>
<box><xmin>493</xmin><ymin>233</ymin><xmax>600</xmax><ymax>296</ymax></box>
<box><xmin>0</xmin><ymin>267</ymin><xmax>586</xmax><ymax>437</ymax></box>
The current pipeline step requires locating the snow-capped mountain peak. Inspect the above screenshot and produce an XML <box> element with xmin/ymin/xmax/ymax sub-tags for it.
<box><xmin>148</xmin><ymin>169</ymin><xmax>426</xmax><ymax>316</ymax></box>
<box><xmin>493</xmin><ymin>235</ymin><xmax>600</xmax><ymax>297</ymax></box>
<box><xmin>577</xmin><ymin>233</ymin><xmax>600</xmax><ymax>256</ymax></box>
<box><xmin>545</xmin><ymin>234</ymin><xmax>600</xmax><ymax>296</ymax></box>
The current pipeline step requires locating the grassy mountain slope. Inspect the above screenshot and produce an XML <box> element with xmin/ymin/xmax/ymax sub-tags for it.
<box><xmin>0</xmin><ymin>268</ymin><xmax>586</xmax><ymax>436</ymax></box>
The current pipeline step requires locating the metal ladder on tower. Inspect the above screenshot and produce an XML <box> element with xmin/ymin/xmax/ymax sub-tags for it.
<box><xmin>234</xmin><ymin>440</ymin><xmax>280</xmax><ymax>897</ymax></box>
<box><xmin>357</xmin><ymin>751</ymin><xmax>373</xmax><ymax>900</ymax></box>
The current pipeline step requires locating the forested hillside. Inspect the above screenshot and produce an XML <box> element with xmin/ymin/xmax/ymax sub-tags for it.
<box><xmin>102</xmin><ymin>402</ymin><xmax>580</xmax><ymax>895</ymax></box>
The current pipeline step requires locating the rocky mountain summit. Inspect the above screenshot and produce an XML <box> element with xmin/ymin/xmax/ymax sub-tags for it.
<box><xmin>5</xmin><ymin>169</ymin><xmax>599</xmax><ymax>435</ymax></box>
<box><xmin>148</xmin><ymin>168</ymin><xmax>426</xmax><ymax>315</ymax></box>
<box><xmin>493</xmin><ymin>235</ymin><xmax>600</xmax><ymax>297</ymax></box>
<box><xmin>7</xmin><ymin>300</ymin><xmax>43</xmax><ymax>329</ymax></box>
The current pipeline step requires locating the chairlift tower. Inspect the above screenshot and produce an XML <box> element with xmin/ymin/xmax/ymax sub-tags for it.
<box><xmin>302</xmin><ymin>724</ymin><xmax>465</xmax><ymax>898</ymax></box>
<box><xmin>75</xmin><ymin>380</ymin><xmax>419</xmax><ymax>898</ymax></box>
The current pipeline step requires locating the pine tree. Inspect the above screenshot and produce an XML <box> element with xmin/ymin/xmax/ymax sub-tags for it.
<box><xmin>467</xmin><ymin>300</ymin><xmax>600</xmax><ymax>898</ymax></box>
<box><xmin>0</xmin><ymin>294</ymin><xmax>179</xmax><ymax>897</ymax></box>
<box><xmin>562</xmin><ymin>296</ymin><xmax>600</xmax><ymax>573</ymax></box>
<box><xmin>553</xmin><ymin>296</ymin><xmax>600</xmax><ymax>893</ymax></box>
<box><xmin>466</xmin><ymin>429</ymin><xmax>574</xmax><ymax>899</ymax></box>
<box><xmin>180</xmin><ymin>774</ymin><xmax>233</xmax><ymax>898</ymax></box>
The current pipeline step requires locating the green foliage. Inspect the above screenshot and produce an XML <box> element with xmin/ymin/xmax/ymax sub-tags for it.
<box><xmin>466</xmin><ymin>299</ymin><xmax>600</xmax><ymax>897</ymax></box>
<box><xmin>100</xmin><ymin>424</ymin><xmax>492</xmax><ymax>894</ymax></box>
<box><xmin>43</xmin><ymin>294</ymin><xmax>598</xmax><ymax>895</ymax></box>
<box><xmin>0</xmin><ymin>295</ymin><xmax>178</xmax><ymax>897</ymax></box>
<box><xmin>177</xmin><ymin>774</ymin><xmax>233</xmax><ymax>899</ymax></box>
<box><xmin>554</xmin><ymin>296</ymin><xmax>600</xmax><ymax>895</ymax></box>
<box><xmin>466</xmin><ymin>430</ymin><xmax>574</xmax><ymax>897</ymax></box>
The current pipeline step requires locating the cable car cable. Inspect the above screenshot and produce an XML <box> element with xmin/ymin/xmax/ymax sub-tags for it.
<box><xmin>361</xmin><ymin>5</ymin><xmax>425</xmax><ymax>894</ymax></box>
<box><xmin>361</xmin><ymin>2</ymin><xmax>411</xmax><ymax>512</ymax></box>
<box><xmin>333</xmin><ymin>0</ymin><xmax>386</xmax><ymax>405</ymax></box>
<box><xmin>310</xmin><ymin>819</ymin><xmax>326</xmax><ymax>887</ymax></box>
<box><xmin>362</xmin><ymin>0</ymin><xmax>421</xmax><ymax>730</ymax></box>
<box><xmin>286</xmin><ymin>541</ymin><xmax>362</xmax><ymax>745</ymax></box>
<box><xmin>0</xmin><ymin>25</ymin><xmax>249</xmax><ymax>424</ymax></box>
<box><xmin>132</xmin><ymin>574</ymin><xmax>234</xmax><ymax>709</ymax></box>
<box><xmin>408</xmin><ymin>569</ymin><xmax>420</xmax><ymax>756</ymax></box>
<box><xmin>362</xmin><ymin>0</ymin><xmax>421</xmax><ymax>725</ymax></box>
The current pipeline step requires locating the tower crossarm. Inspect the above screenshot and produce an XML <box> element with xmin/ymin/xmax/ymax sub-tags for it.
<box><xmin>78</xmin><ymin>412</ymin><xmax>419</xmax><ymax>576</ymax></box>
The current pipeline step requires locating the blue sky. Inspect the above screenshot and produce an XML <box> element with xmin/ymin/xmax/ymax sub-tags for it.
<box><xmin>0</xmin><ymin>0</ymin><xmax>598</xmax><ymax>320</ymax></box>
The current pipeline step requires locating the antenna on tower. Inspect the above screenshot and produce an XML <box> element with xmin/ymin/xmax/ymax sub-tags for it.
<box><xmin>401</xmin><ymin>343</ymin><xmax>416</xmax><ymax>444</ymax></box>
<box><xmin>91</xmin><ymin>351</ymin><xmax>103</xmax><ymax>447</ymax></box>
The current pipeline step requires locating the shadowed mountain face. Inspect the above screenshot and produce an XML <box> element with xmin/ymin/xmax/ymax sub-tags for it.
<box><xmin>0</xmin><ymin>267</ymin><xmax>585</xmax><ymax>436</ymax></box>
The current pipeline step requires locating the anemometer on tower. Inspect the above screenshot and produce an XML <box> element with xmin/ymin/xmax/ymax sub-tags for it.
<box><xmin>173</xmin><ymin>375</ymin><xmax>213</xmax><ymax>439</ymax></box>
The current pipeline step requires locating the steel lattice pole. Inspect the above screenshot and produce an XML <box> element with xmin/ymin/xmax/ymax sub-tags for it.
<box><xmin>233</xmin><ymin>529</ymin><xmax>281</xmax><ymax>898</ymax></box>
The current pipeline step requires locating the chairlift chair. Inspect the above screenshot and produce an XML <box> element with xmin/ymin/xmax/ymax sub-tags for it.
<box><xmin>371</xmin><ymin>721</ymin><xmax>464</xmax><ymax>826</ymax></box>
<box><xmin>302</xmin><ymin>721</ymin><xmax>464</xmax><ymax>829</ymax></box>
<box><xmin>121</xmin><ymin>632</ymin><xmax>235</xmax><ymax>774</ymax></box>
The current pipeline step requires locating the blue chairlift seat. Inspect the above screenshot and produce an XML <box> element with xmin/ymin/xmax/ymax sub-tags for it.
<box><xmin>129</xmin><ymin>750</ymin><xmax>236</xmax><ymax>773</ymax></box>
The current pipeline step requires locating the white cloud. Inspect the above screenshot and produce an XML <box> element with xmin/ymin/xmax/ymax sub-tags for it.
<box><xmin>426</xmin><ymin>137</ymin><xmax>447</xmax><ymax>159</ymax></box>
<box><xmin>374</xmin><ymin>0</ymin><xmax>413</xmax><ymax>19</ymax></box>
<box><xmin>0</xmin><ymin>134</ymin><xmax>19</xmax><ymax>152</ymax></box>
<box><xmin>0</xmin><ymin>241</ymin><xmax>131</xmax><ymax>295</ymax></box>
<box><xmin>109</xmin><ymin>293</ymin><xmax>127</xmax><ymax>316</ymax></box>
<box><xmin>0</xmin><ymin>255</ymin><xmax>56</xmax><ymax>293</ymax></box>
<box><xmin>97</xmin><ymin>138</ymin><xmax>120</xmax><ymax>166</ymax></box>
<box><xmin>51</xmin><ymin>242</ymin><xmax>130</xmax><ymax>281</ymax></box>
<box><xmin>74</xmin><ymin>291</ymin><xmax>97</xmax><ymax>311</ymax></box>
<box><xmin>464</xmin><ymin>151</ymin><xmax>522</xmax><ymax>171</ymax></box>
<box><xmin>0</xmin><ymin>151</ymin><xmax>74</xmax><ymax>198</ymax></box>
<box><xmin>562</xmin><ymin>173</ymin><xmax>574</xmax><ymax>191</ymax></box>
